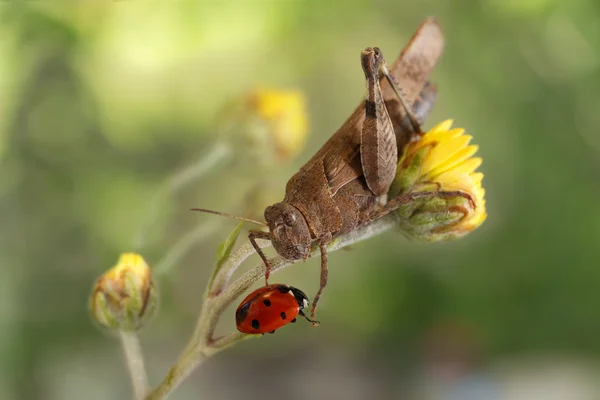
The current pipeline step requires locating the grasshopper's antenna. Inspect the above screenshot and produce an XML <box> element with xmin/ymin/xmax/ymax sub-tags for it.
<box><xmin>380</xmin><ymin>62</ymin><xmax>423</xmax><ymax>135</ymax></box>
<box><xmin>191</xmin><ymin>208</ymin><xmax>267</xmax><ymax>226</ymax></box>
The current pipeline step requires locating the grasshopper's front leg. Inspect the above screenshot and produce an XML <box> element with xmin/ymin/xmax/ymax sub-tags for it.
<box><xmin>309</xmin><ymin>233</ymin><xmax>332</xmax><ymax>325</ymax></box>
<box><xmin>248</xmin><ymin>230</ymin><xmax>273</xmax><ymax>286</ymax></box>
<box><xmin>360</xmin><ymin>47</ymin><xmax>398</xmax><ymax>197</ymax></box>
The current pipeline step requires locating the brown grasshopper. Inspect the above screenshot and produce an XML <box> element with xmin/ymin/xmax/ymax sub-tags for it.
<box><xmin>194</xmin><ymin>19</ymin><xmax>471</xmax><ymax>322</ymax></box>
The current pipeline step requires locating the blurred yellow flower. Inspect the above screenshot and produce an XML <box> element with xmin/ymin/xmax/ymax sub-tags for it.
<box><xmin>89</xmin><ymin>253</ymin><xmax>157</xmax><ymax>332</ymax></box>
<box><xmin>392</xmin><ymin>120</ymin><xmax>487</xmax><ymax>240</ymax></box>
<box><xmin>244</xmin><ymin>89</ymin><xmax>309</xmax><ymax>163</ymax></box>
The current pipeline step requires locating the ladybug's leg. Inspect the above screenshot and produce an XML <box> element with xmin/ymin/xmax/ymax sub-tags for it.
<box><xmin>249</xmin><ymin>230</ymin><xmax>273</xmax><ymax>286</ymax></box>
<box><xmin>310</xmin><ymin>233</ymin><xmax>332</xmax><ymax>325</ymax></box>
<box><xmin>299</xmin><ymin>310</ymin><xmax>319</xmax><ymax>326</ymax></box>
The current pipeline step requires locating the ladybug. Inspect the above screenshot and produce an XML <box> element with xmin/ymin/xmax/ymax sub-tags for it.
<box><xmin>236</xmin><ymin>284</ymin><xmax>318</xmax><ymax>334</ymax></box>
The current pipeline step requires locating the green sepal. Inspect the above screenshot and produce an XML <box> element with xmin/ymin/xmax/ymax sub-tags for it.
<box><xmin>396</xmin><ymin>191</ymin><xmax>472</xmax><ymax>243</ymax></box>
<box><xmin>89</xmin><ymin>279</ymin><xmax>158</xmax><ymax>334</ymax></box>
<box><xmin>390</xmin><ymin>146</ymin><xmax>430</xmax><ymax>197</ymax></box>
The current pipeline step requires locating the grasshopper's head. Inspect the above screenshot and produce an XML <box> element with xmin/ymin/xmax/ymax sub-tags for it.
<box><xmin>264</xmin><ymin>203</ymin><xmax>311</xmax><ymax>260</ymax></box>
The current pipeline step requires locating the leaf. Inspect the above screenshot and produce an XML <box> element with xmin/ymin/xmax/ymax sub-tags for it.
<box><xmin>210</xmin><ymin>222</ymin><xmax>245</xmax><ymax>287</ymax></box>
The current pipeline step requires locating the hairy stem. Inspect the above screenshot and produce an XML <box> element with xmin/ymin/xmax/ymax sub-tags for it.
<box><xmin>120</xmin><ymin>331</ymin><xmax>149</xmax><ymax>400</ymax></box>
<box><xmin>145</xmin><ymin>215</ymin><xmax>397</xmax><ymax>400</ymax></box>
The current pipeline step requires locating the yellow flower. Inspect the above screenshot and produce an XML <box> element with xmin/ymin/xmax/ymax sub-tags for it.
<box><xmin>392</xmin><ymin>120</ymin><xmax>487</xmax><ymax>241</ymax></box>
<box><xmin>89</xmin><ymin>253</ymin><xmax>157</xmax><ymax>332</ymax></box>
<box><xmin>244</xmin><ymin>89</ymin><xmax>309</xmax><ymax>163</ymax></box>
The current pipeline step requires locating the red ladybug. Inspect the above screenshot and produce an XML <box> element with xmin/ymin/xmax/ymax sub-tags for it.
<box><xmin>236</xmin><ymin>284</ymin><xmax>318</xmax><ymax>334</ymax></box>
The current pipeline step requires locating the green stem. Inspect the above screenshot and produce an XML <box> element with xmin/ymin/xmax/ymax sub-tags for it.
<box><xmin>208</xmin><ymin>240</ymin><xmax>272</xmax><ymax>297</ymax></box>
<box><xmin>120</xmin><ymin>331</ymin><xmax>149</xmax><ymax>400</ymax></box>
<box><xmin>153</xmin><ymin>219</ymin><xmax>220</xmax><ymax>277</ymax></box>
<box><xmin>145</xmin><ymin>215</ymin><xmax>397</xmax><ymax>400</ymax></box>
<box><xmin>133</xmin><ymin>142</ymin><xmax>233</xmax><ymax>250</ymax></box>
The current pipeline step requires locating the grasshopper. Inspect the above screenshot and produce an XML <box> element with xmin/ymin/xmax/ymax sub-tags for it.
<box><xmin>194</xmin><ymin>19</ymin><xmax>471</xmax><ymax>322</ymax></box>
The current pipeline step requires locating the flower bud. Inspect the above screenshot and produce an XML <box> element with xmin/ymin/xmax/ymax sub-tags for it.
<box><xmin>89</xmin><ymin>253</ymin><xmax>157</xmax><ymax>332</ymax></box>
<box><xmin>241</xmin><ymin>180</ymin><xmax>283</xmax><ymax>222</ymax></box>
<box><xmin>240</xmin><ymin>88</ymin><xmax>309</xmax><ymax>165</ymax></box>
<box><xmin>391</xmin><ymin>120</ymin><xmax>487</xmax><ymax>241</ymax></box>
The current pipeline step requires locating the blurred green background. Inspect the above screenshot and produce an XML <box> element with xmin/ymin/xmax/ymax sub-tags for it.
<box><xmin>2</xmin><ymin>1</ymin><xmax>600</xmax><ymax>399</ymax></box>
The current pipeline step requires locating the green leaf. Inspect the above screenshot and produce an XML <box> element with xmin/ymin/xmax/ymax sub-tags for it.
<box><xmin>210</xmin><ymin>222</ymin><xmax>245</xmax><ymax>287</ymax></box>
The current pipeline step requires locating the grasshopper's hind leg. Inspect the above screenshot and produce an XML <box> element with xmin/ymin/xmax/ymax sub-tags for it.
<box><xmin>371</xmin><ymin>190</ymin><xmax>476</xmax><ymax>222</ymax></box>
<box><xmin>379</xmin><ymin>58</ymin><xmax>423</xmax><ymax>135</ymax></box>
<box><xmin>360</xmin><ymin>47</ymin><xmax>398</xmax><ymax>197</ymax></box>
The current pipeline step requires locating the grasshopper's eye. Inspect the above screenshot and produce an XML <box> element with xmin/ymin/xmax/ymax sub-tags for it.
<box><xmin>283</xmin><ymin>212</ymin><xmax>296</xmax><ymax>226</ymax></box>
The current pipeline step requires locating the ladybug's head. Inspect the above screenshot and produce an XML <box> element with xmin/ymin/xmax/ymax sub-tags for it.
<box><xmin>265</xmin><ymin>203</ymin><xmax>311</xmax><ymax>260</ymax></box>
<box><xmin>276</xmin><ymin>284</ymin><xmax>319</xmax><ymax>326</ymax></box>
<box><xmin>285</xmin><ymin>285</ymin><xmax>310</xmax><ymax>311</ymax></box>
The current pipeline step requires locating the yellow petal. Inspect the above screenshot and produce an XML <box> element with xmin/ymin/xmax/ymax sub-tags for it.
<box><xmin>422</xmin><ymin>135</ymin><xmax>472</xmax><ymax>176</ymax></box>
<box><xmin>465</xmin><ymin>212</ymin><xmax>487</xmax><ymax>230</ymax></box>
<box><xmin>428</xmin><ymin>144</ymin><xmax>479</xmax><ymax>179</ymax></box>
<box><xmin>470</xmin><ymin>172</ymin><xmax>484</xmax><ymax>186</ymax></box>
<box><xmin>429</xmin><ymin>119</ymin><xmax>454</xmax><ymax>133</ymax></box>
<box><xmin>443</xmin><ymin>157</ymin><xmax>482</xmax><ymax>177</ymax></box>
<box><xmin>477</xmin><ymin>188</ymin><xmax>486</xmax><ymax>203</ymax></box>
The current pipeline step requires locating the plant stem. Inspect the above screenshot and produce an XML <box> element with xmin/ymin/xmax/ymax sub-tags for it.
<box><xmin>120</xmin><ymin>331</ymin><xmax>149</xmax><ymax>400</ymax></box>
<box><xmin>145</xmin><ymin>215</ymin><xmax>397</xmax><ymax>400</ymax></box>
<box><xmin>209</xmin><ymin>240</ymin><xmax>272</xmax><ymax>297</ymax></box>
<box><xmin>133</xmin><ymin>142</ymin><xmax>233</xmax><ymax>250</ymax></box>
<box><xmin>153</xmin><ymin>219</ymin><xmax>220</xmax><ymax>277</ymax></box>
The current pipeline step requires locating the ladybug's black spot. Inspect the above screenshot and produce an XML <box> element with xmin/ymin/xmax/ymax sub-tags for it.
<box><xmin>280</xmin><ymin>312</ymin><xmax>287</xmax><ymax>320</ymax></box>
<box><xmin>251</xmin><ymin>319</ymin><xmax>260</xmax><ymax>330</ymax></box>
<box><xmin>263</xmin><ymin>299</ymin><xmax>272</xmax><ymax>307</ymax></box>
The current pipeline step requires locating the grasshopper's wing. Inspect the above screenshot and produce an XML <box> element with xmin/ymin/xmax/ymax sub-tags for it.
<box><xmin>284</xmin><ymin>162</ymin><xmax>344</xmax><ymax>237</ymax></box>
<box><xmin>382</xmin><ymin>18</ymin><xmax>445</xmax><ymax>145</ymax></box>
<box><xmin>409</xmin><ymin>81</ymin><xmax>437</xmax><ymax>126</ymax></box>
<box><xmin>306</xmin><ymin>18</ymin><xmax>445</xmax><ymax>199</ymax></box>
<box><xmin>323</xmin><ymin>146</ymin><xmax>362</xmax><ymax>196</ymax></box>
<box><xmin>322</xmin><ymin>79</ymin><xmax>438</xmax><ymax>198</ymax></box>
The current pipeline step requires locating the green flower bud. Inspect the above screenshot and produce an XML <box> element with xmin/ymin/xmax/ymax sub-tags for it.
<box><xmin>392</xmin><ymin>120</ymin><xmax>487</xmax><ymax>242</ymax></box>
<box><xmin>395</xmin><ymin>190</ymin><xmax>479</xmax><ymax>242</ymax></box>
<box><xmin>89</xmin><ymin>253</ymin><xmax>157</xmax><ymax>332</ymax></box>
